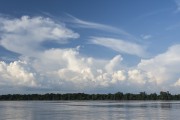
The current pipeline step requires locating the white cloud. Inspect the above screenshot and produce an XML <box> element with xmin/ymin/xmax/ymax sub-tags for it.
<box><xmin>67</xmin><ymin>14</ymin><xmax>132</xmax><ymax>36</ymax></box>
<box><xmin>0</xmin><ymin>39</ymin><xmax>125</xmax><ymax>92</ymax></box>
<box><xmin>138</xmin><ymin>45</ymin><xmax>180</xmax><ymax>86</ymax></box>
<box><xmin>28</xmin><ymin>47</ymin><xmax>156</xmax><ymax>91</ymax></box>
<box><xmin>7</xmin><ymin>46</ymin><xmax>127</xmax><ymax>90</ymax></box>
<box><xmin>173</xmin><ymin>78</ymin><xmax>180</xmax><ymax>86</ymax></box>
<box><xmin>105</xmin><ymin>55</ymin><xmax>122</xmax><ymax>73</ymax></box>
<box><xmin>0</xmin><ymin>16</ymin><xmax>79</xmax><ymax>56</ymax></box>
<box><xmin>90</xmin><ymin>37</ymin><xmax>147</xmax><ymax>57</ymax></box>
<box><xmin>35</xmin><ymin>48</ymin><xmax>126</xmax><ymax>89</ymax></box>
<box><xmin>128</xmin><ymin>69</ymin><xmax>147</xmax><ymax>85</ymax></box>
<box><xmin>2</xmin><ymin>44</ymin><xmax>180</xmax><ymax>92</ymax></box>
<box><xmin>140</xmin><ymin>34</ymin><xmax>152</xmax><ymax>40</ymax></box>
<box><xmin>0</xmin><ymin>60</ymin><xmax>37</xmax><ymax>87</ymax></box>
<box><xmin>112</xmin><ymin>70</ymin><xmax>126</xmax><ymax>83</ymax></box>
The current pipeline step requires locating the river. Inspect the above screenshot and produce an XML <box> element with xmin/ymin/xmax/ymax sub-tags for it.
<box><xmin>0</xmin><ymin>101</ymin><xmax>179</xmax><ymax>120</ymax></box>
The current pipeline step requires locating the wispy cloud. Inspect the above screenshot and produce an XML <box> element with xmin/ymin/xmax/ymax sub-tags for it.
<box><xmin>90</xmin><ymin>37</ymin><xmax>147</xmax><ymax>57</ymax></box>
<box><xmin>66</xmin><ymin>14</ymin><xmax>137</xmax><ymax>40</ymax></box>
<box><xmin>174</xmin><ymin>0</ymin><xmax>180</xmax><ymax>13</ymax></box>
<box><xmin>135</xmin><ymin>8</ymin><xmax>172</xmax><ymax>21</ymax></box>
<box><xmin>140</xmin><ymin>34</ymin><xmax>152</xmax><ymax>40</ymax></box>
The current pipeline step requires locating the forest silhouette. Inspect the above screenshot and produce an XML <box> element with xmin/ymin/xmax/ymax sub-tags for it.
<box><xmin>0</xmin><ymin>91</ymin><xmax>179</xmax><ymax>100</ymax></box>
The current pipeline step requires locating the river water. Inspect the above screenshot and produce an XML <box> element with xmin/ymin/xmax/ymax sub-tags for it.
<box><xmin>0</xmin><ymin>101</ymin><xmax>179</xmax><ymax>120</ymax></box>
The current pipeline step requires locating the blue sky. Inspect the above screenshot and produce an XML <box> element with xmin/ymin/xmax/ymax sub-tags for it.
<box><xmin>1</xmin><ymin>0</ymin><xmax>180</xmax><ymax>94</ymax></box>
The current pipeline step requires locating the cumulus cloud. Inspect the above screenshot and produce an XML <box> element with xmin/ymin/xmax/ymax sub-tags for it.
<box><xmin>138</xmin><ymin>45</ymin><xmax>180</xmax><ymax>88</ymax></box>
<box><xmin>128</xmin><ymin>69</ymin><xmax>147</xmax><ymax>85</ymax></box>
<box><xmin>105</xmin><ymin>55</ymin><xmax>122</xmax><ymax>73</ymax></box>
<box><xmin>0</xmin><ymin>60</ymin><xmax>37</xmax><ymax>87</ymax></box>
<box><xmin>90</xmin><ymin>37</ymin><xmax>147</xmax><ymax>57</ymax></box>
<box><xmin>173</xmin><ymin>78</ymin><xmax>180</xmax><ymax>86</ymax></box>
<box><xmin>33</xmin><ymin>48</ymin><xmax>127</xmax><ymax>90</ymax></box>
<box><xmin>28</xmin><ymin>47</ymin><xmax>156</xmax><ymax>92</ymax></box>
<box><xmin>0</xmin><ymin>46</ymin><xmax>142</xmax><ymax>93</ymax></box>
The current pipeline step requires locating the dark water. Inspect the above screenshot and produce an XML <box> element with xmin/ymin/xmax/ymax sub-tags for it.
<box><xmin>0</xmin><ymin>101</ymin><xmax>179</xmax><ymax>120</ymax></box>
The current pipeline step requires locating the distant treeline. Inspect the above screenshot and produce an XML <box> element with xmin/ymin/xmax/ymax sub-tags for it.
<box><xmin>0</xmin><ymin>91</ymin><xmax>180</xmax><ymax>100</ymax></box>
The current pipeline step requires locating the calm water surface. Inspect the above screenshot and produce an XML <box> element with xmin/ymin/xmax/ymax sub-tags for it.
<box><xmin>0</xmin><ymin>101</ymin><xmax>179</xmax><ymax>120</ymax></box>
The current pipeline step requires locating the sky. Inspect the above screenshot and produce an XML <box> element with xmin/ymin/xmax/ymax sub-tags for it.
<box><xmin>1</xmin><ymin>0</ymin><xmax>180</xmax><ymax>94</ymax></box>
